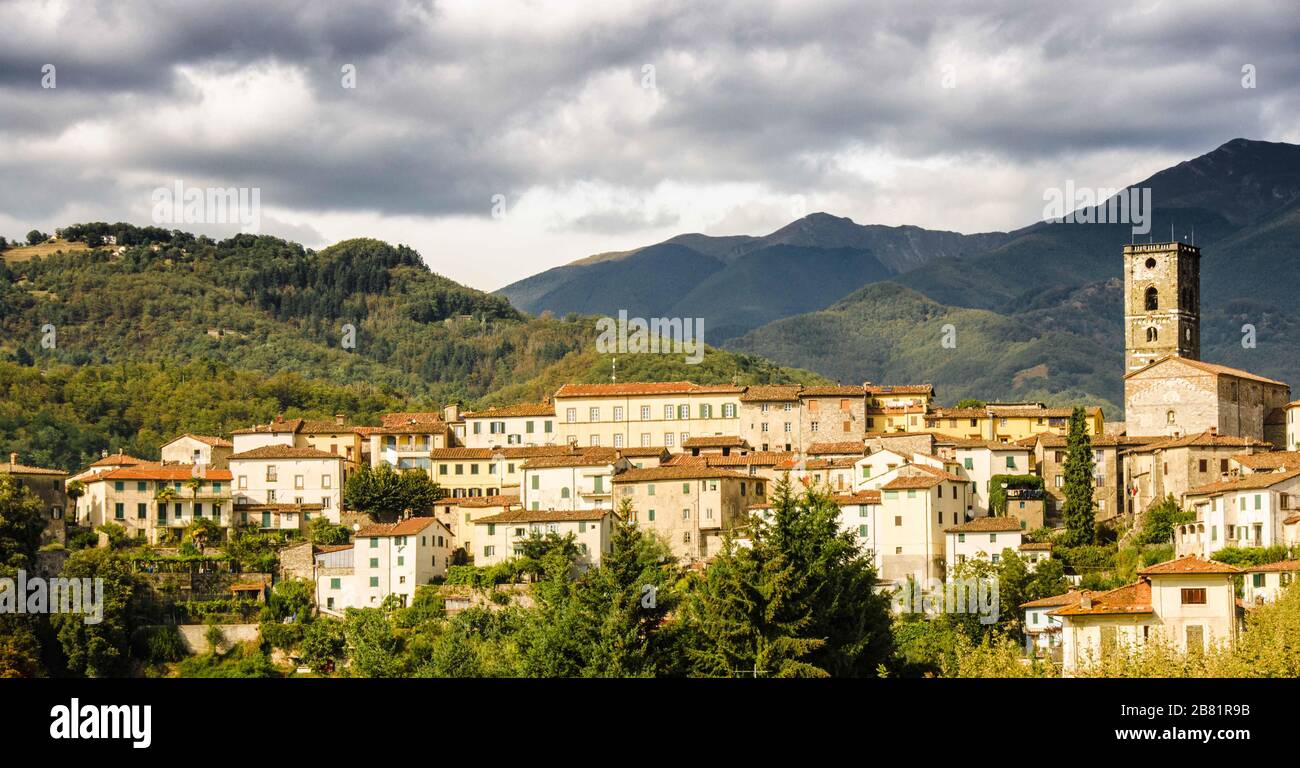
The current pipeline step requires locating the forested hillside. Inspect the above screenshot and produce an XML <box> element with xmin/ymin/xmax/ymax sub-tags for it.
<box><xmin>0</xmin><ymin>225</ymin><xmax>821</xmax><ymax>471</ymax></box>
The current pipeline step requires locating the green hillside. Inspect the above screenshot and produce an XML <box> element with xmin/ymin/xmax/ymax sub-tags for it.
<box><xmin>0</xmin><ymin>224</ymin><xmax>822</xmax><ymax>471</ymax></box>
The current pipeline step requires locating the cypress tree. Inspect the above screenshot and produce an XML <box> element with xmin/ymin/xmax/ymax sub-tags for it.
<box><xmin>1062</xmin><ymin>406</ymin><xmax>1096</xmax><ymax>546</ymax></box>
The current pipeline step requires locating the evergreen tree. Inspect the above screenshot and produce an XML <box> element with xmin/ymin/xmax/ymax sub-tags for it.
<box><xmin>683</xmin><ymin>479</ymin><xmax>893</xmax><ymax>677</ymax></box>
<box><xmin>1062</xmin><ymin>406</ymin><xmax>1096</xmax><ymax>546</ymax></box>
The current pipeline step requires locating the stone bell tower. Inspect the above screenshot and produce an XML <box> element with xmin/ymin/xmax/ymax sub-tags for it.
<box><xmin>1123</xmin><ymin>242</ymin><xmax>1200</xmax><ymax>374</ymax></box>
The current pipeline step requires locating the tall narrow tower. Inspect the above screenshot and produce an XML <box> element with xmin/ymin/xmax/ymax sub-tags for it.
<box><xmin>1123</xmin><ymin>242</ymin><xmax>1200</xmax><ymax>374</ymax></box>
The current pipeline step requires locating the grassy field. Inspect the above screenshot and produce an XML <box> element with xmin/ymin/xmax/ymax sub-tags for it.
<box><xmin>0</xmin><ymin>238</ymin><xmax>91</xmax><ymax>263</ymax></box>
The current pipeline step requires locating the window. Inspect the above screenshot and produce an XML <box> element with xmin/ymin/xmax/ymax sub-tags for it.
<box><xmin>613</xmin><ymin>406</ymin><xmax>623</xmax><ymax>421</ymax></box>
<box><xmin>648</xmin><ymin>509</ymin><xmax>656</xmax><ymax>522</ymax></box>
<box><xmin>369</xmin><ymin>537</ymin><xmax>378</xmax><ymax>548</ymax></box>
<box><xmin>1199</xmin><ymin>459</ymin><xmax>1208</xmax><ymax>472</ymax></box>
<box><xmin>265</xmin><ymin>465</ymin><xmax>277</xmax><ymax>482</ymax></box>
<box><xmin>589</xmin><ymin>407</ymin><xmax>600</xmax><ymax>422</ymax></box>
<box><xmin>664</xmin><ymin>405</ymin><xmax>675</xmax><ymax>420</ymax></box>
<box><xmin>369</xmin><ymin>577</ymin><xmax>379</xmax><ymax>588</ymax></box>
<box><xmin>1167</xmin><ymin>410</ymin><xmax>1176</xmax><ymax>425</ymax></box>
<box><xmin>963</xmin><ymin>457</ymin><xmax>973</xmax><ymax>470</ymax></box>
<box><xmin>613</xmin><ymin>433</ymin><xmax>624</xmax><ymax>448</ymax></box>
<box><xmin>1253</xmin><ymin>573</ymin><xmax>1265</xmax><ymax>588</ymax></box>
<box><xmin>858</xmin><ymin>525</ymin><xmax>868</xmax><ymax>537</ymax></box>
<box><xmin>810</xmin><ymin>421</ymin><xmax>819</xmax><ymax>432</ymax></box>
<box><xmin>722</xmin><ymin>403</ymin><xmax>736</xmax><ymax>418</ymax></box>
<box><xmin>641</xmin><ymin>405</ymin><xmax>651</xmax><ymax>420</ymax></box>
<box><xmin>958</xmin><ymin>533</ymin><xmax>965</xmax><ymax>543</ymax></box>
<box><xmin>664</xmin><ymin>433</ymin><xmax>674</xmax><ymax>447</ymax></box>
<box><xmin>1146</xmin><ymin>326</ymin><xmax>1158</xmax><ymax>342</ymax></box>
<box><xmin>1005</xmin><ymin>456</ymin><xmax>1016</xmax><ymax>469</ymax></box>
<box><xmin>1186</xmin><ymin>625</ymin><xmax>1205</xmax><ymax>654</ymax></box>
<box><xmin>1144</xmin><ymin>286</ymin><xmax>1158</xmax><ymax>311</ymax></box>
<box><xmin>894</xmin><ymin>515</ymin><xmax>902</xmax><ymax>526</ymax></box>
<box><xmin>1180</xmin><ymin>588</ymin><xmax>1207</xmax><ymax>605</ymax></box>
<box><xmin>369</xmin><ymin>558</ymin><xmax>380</xmax><ymax>568</ymax></box>
<box><xmin>700</xmin><ymin>404</ymin><xmax>712</xmax><ymax>419</ymax></box>
<box><xmin>322</xmin><ymin>475</ymin><xmax>331</xmax><ymax>489</ymax></box>
<box><xmin>566</xmin><ymin>408</ymin><xmax>577</xmax><ymax>423</ymax></box>
<box><xmin>678</xmin><ymin>405</ymin><xmax>689</xmax><ymax>420</ymax></box>
<box><xmin>640</xmin><ymin>433</ymin><xmax>651</xmax><ymax>447</ymax></box>
<box><xmin>294</xmin><ymin>474</ymin><xmax>304</xmax><ymax>489</ymax></box>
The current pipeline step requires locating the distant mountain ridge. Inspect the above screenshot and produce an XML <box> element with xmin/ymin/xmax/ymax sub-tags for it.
<box><xmin>500</xmin><ymin>138</ymin><xmax>1300</xmax><ymax>412</ymax></box>
<box><xmin>497</xmin><ymin>212</ymin><xmax>1012</xmax><ymax>342</ymax></box>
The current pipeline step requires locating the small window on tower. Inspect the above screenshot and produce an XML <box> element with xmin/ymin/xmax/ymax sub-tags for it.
<box><xmin>1145</xmin><ymin>258</ymin><xmax>1156</xmax><ymax>269</ymax></box>
<box><xmin>1146</xmin><ymin>327</ymin><xmax>1158</xmax><ymax>343</ymax></box>
<box><xmin>1144</xmin><ymin>286</ymin><xmax>1158</xmax><ymax>311</ymax></box>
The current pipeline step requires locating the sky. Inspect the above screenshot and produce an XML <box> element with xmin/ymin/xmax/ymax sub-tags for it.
<box><xmin>1</xmin><ymin>0</ymin><xmax>1298</xmax><ymax>291</ymax></box>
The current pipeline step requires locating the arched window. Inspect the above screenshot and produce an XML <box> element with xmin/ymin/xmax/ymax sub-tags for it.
<box><xmin>1146</xmin><ymin>327</ymin><xmax>1158</xmax><ymax>342</ymax></box>
<box><xmin>1166</xmin><ymin>410</ymin><xmax>1176</xmax><ymax>425</ymax></box>
<box><xmin>561</xmin><ymin>487</ymin><xmax>570</xmax><ymax>499</ymax></box>
<box><xmin>1145</xmin><ymin>286</ymin><xmax>1158</xmax><ymax>311</ymax></box>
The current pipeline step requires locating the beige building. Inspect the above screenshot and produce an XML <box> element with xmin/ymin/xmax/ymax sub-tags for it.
<box><xmin>521</xmin><ymin>448</ymin><xmax>630</xmax><ymax>512</ymax></box>
<box><xmin>1030</xmin><ymin>435</ymin><xmax>1161</xmax><ymax>523</ymax></box>
<box><xmin>662</xmin><ymin>451</ymin><xmax>795</xmax><ymax>484</ymax></box>
<box><xmin>473</xmin><ymin>508</ymin><xmax>612</xmax><ymax>569</ymax></box>
<box><xmin>75</xmin><ymin>464</ymin><xmax>233</xmax><ymax>543</ymax></box>
<box><xmin>1285</xmin><ymin>401</ymin><xmax>1300</xmax><ymax>451</ymax></box>
<box><xmin>951</xmin><ymin>440</ymin><xmax>1034</xmax><ymax>517</ymax></box>
<box><xmin>1177</xmin><ymin>468</ymin><xmax>1300</xmax><ymax>557</ymax></box>
<box><xmin>1122</xmin><ymin>431</ymin><xmax>1270</xmax><ymax>516</ymax></box>
<box><xmin>1</xmin><ymin>452</ymin><xmax>69</xmax><ymax>543</ymax></box>
<box><xmin>459</xmin><ymin>402</ymin><xmax>557</xmax><ymax>448</ymax></box>
<box><xmin>553</xmin><ymin>381</ymin><xmax>742</xmax><ymax>451</ymax></box>
<box><xmin>231</xmin><ymin>415</ymin><xmax>368</xmax><ymax>473</ymax></box>
<box><xmin>1241</xmin><ymin>560</ymin><xmax>1299</xmax><ymax>607</ymax></box>
<box><xmin>1124</xmin><ymin>356</ymin><xmax>1290</xmax><ymax>442</ymax></box>
<box><xmin>860</xmin><ymin>463</ymin><xmax>970</xmax><ymax>582</ymax></box>
<box><xmin>738</xmin><ymin>385</ymin><xmax>803</xmax><ymax>452</ymax></box>
<box><xmin>864</xmin><ymin>384</ymin><xmax>934</xmax><ymax>434</ymax></box>
<box><xmin>614</xmin><ymin>465</ymin><xmax>762</xmax><ymax>562</ymax></box>
<box><xmin>229</xmin><ymin>445</ymin><xmax>344</xmax><ymax>526</ymax></box>
<box><xmin>440</xmin><ymin>494</ymin><xmax>519</xmax><ymax>562</ymax></box>
<box><xmin>944</xmin><ymin>516</ymin><xmax>1025</xmax><ymax>573</ymax></box>
<box><xmin>336</xmin><ymin>517</ymin><xmax>453</xmax><ymax>610</ymax></box>
<box><xmin>160</xmin><ymin>434</ymin><xmax>233</xmax><ymax>468</ymax></box>
<box><xmin>1054</xmin><ymin>556</ymin><xmax>1240</xmax><ymax>675</ymax></box>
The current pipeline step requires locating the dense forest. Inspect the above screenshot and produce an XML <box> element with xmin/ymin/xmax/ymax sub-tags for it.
<box><xmin>0</xmin><ymin>223</ymin><xmax>821</xmax><ymax>471</ymax></box>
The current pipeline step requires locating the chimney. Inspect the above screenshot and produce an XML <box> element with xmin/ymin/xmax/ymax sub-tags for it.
<box><xmin>1208</xmin><ymin>426</ymin><xmax>1217</xmax><ymax>436</ymax></box>
<box><xmin>335</xmin><ymin>412</ymin><xmax>346</xmax><ymax>427</ymax></box>
<box><xmin>1080</xmin><ymin>595</ymin><xmax>1092</xmax><ymax>610</ymax></box>
<box><xmin>443</xmin><ymin>403</ymin><xmax>460</xmax><ymax>423</ymax></box>
<box><xmin>8</xmin><ymin>452</ymin><xmax>16</xmax><ymax>466</ymax></box>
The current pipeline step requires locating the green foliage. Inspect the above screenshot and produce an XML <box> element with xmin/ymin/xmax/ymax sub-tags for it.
<box><xmin>1211</xmin><ymin>545</ymin><xmax>1292</xmax><ymax>567</ymax></box>
<box><xmin>1136</xmin><ymin>496</ymin><xmax>1195</xmax><ymax>545</ymax></box>
<box><xmin>954</xmin><ymin>398</ymin><xmax>986</xmax><ymax>409</ymax></box>
<box><xmin>343</xmin><ymin>464</ymin><xmax>443</xmax><ymax>522</ymax></box>
<box><xmin>53</xmin><ymin>548</ymin><xmax>137</xmax><ymax>677</ymax></box>
<box><xmin>178</xmin><ymin>643</ymin><xmax>279</xmax><ymax>678</ymax></box>
<box><xmin>987</xmin><ymin>474</ymin><xmax>1043</xmax><ymax>516</ymax></box>
<box><xmin>132</xmin><ymin>625</ymin><xmax>186</xmax><ymax>664</ymax></box>
<box><xmin>264</xmin><ymin>579</ymin><xmax>314</xmax><ymax>622</ymax></box>
<box><xmin>299</xmin><ymin>618</ymin><xmax>346</xmax><ymax>674</ymax></box>
<box><xmin>0</xmin><ymin>474</ymin><xmax>46</xmax><ymax>572</ymax></box>
<box><xmin>343</xmin><ymin>607</ymin><xmax>407</xmax><ymax>678</ymax></box>
<box><xmin>681</xmin><ymin>480</ymin><xmax>893</xmax><ymax>677</ymax></box>
<box><xmin>307</xmin><ymin>517</ymin><xmax>351</xmax><ymax>545</ymax></box>
<box><xmin>1061</xmin><ymin>407</ymin><xmax>1096</xmax><ymax>546</ymax></box>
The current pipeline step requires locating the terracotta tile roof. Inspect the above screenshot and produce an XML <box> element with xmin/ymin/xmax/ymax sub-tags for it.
<box><xmin>807</xmin><ymin>441</ymin><xmax>866</xmax><ymax>455</ymax></box>
<box><xmin>1285</xmin><ymin>514</ymin><xmax>1300</xmax><ymax>526</ymax></box>
<box><xmin>462</xmin><ymin>403</ymin><xmax>555</xmax><ymax>418</ymax></box>
<box><xmin>97</xmin><ymin>466</ymin><xmax>233</xmax><ymax>481</ymax></box>
<box><xmin>355</xmin><ymin>517</ymin><xmax>443</xmax><ymax>538</ymax></box>
<box><xmin>1232</xmin><ymin>452</ymin><xmax>1300</xmax><ymax>471</ymax></box>
<box><xmin>1241</xmin><ymin>559</ymin><xmax>1300</xmax><ymax>574</ymax></box>
<box><xmin>0</xmin><ymin>459</ymin><xmax>67</xmax><ymax>476</ymax></box>
<box><xmin>428</xmin><ymin>448</ymin><xmax>495</xmax><ymax>459</ymax></box>
<box><xmin>800</xmin><ymin>385</ymin><xmax>865</xmax><ymax>397</ymax></box>
<box><xmin>231</xmin><ymin>417</ymin><xmax>304</xmax><ymax>435</ymax></box>
<box><xmin>615</xmin><ymin>447</ymin><xmax>671</xmax><ymax>458</ymax></box>
<box><xmin>1052</xmin><ymin>580</ymin><xmax>1153</xmax><ymax>617</ymax></box>
<box><xmin>474</xmin><ymin>508</ymin><xmax>612</xmax><ymax>524</ymax></box>
<box><xmin>777</xmin><ymin>457</ymin><xmax>857</xmax><ymax>470</ymax></box>
<box><xmin>1132</xmin><ymin>431</ymin><xmax>1272</xmax><ymax>453</ymax></box>
<box><xmin>1123</xmin><ymin>355</ymin><xmax>1289</xmax><ymax>387</ymax></box>
<box><xmin>949</xmin><ymin>438</ymin><xmax>1030</xmax><ymax>450</ymax></box>
<box><xmin>314</xmin><ymin>543</ymin><xmax>353</xmax><ymax>554</ymax></box>
<box><xmin>1137</xmin><ymin>555</ymin><xmax>1241</xmax><ymax>576</ymax></box>
<box><xmin>381</xmin><ymin>412</ymin><xmax>446</xmax><ymax>427</ymax></box>
<box><xmin>228</xmin><ymin>445</ymin><xmax>341</xmax><ymax>461</ymax></box>
<box><xmin>1185</xmin><ymin>468</ymin><xmax>1300</xmax><ymax>497</ymax></box>
<box><xmin>864</xmin><ymin>384</ymin><xmax>934</xmax><ymax>396</ymax></box>
<box><xmin>453</xmin><ymin>495</ymin><xmax>520</xmax><ymax>509</ymax></box>
<box><xmin>297</xmin><ymin>421</ymin><xmax>365</xmax><ymax>435</ymax></box>
<box><xmin>613</xmin><ymin>466</ymin><xmax>754</xmax><ymax>483</ymax></box>
<box><xmin>945</xmin><ymin>516</ymin><xmax>1026</xmax><ymax>533</ymax></box>
<box><xmin>171</xmin><ymin>433</ymin><xmax>234</xmax><ymax>447</ymax></box>
<box><xmin>522</xmin><ymin>448</ymin><xmax>621</xmax><ymax>469</ymax></box>
<box><xmin>1020</xmin><ymin>589</ymin><xmax>1091</xmax><ymax>609</ymax></box>
<box><xmin>740</xmin><ymin>385</ymin><xmax>803</xmax><ymax>402</ymax></box>
<box><xmin>664</xmin><ymin>452</ymin><xmax>791</xmax><ymax>468</ymax></box>
<box><xmin>879</xmin><ymin>464</ymin><xmax>965</xmax><ymax>490</ymax></box>
<box><xmin>682</xmin><ymin>436</ymin><xmax>750</xmax><ymax>449</ymax></box>
<box><xmin>1034</xmin><ymin>434</ymin><xmax>1164</xmax><ymax>448</ymax></box>
<box><xmin>1018</xmin><ymin>542</ymin><xmax>1053</xmax><ymax>551</ymax></box>
<box><xmin>832</xmin><ymin>490</ymin><xmax>881</xmax><ymax>505</ymax></box>
<box><xmin>926</xmin><ymin>408</ymin><xmax>987</xmax><ymax>419</ymax></box>
<box><xmin>89</xmin><ymin>452</ymin><xmax>151</xmax><ymax>467</ymax></box>
<box><xmin>554</xmin><ymin>381</ymin><xmax>742</xmax><ymax>397</ymax></box>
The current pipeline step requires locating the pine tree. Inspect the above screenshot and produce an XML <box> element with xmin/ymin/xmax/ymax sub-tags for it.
<box><xmin>1062</xmin><ymin>406</ymin><xmax>1097</xmax><ymax>546</ymax></box>
<box><xmin>683</xmin><ymin>478</ymin><xmax>893</xmax><ymax>677</ymax></box>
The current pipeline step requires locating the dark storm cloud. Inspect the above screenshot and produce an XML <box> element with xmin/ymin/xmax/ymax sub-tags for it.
<box><xmin>1</xmin><ymin>0</ymin><xmax>1297</xmax><ymax>234</ymax></box>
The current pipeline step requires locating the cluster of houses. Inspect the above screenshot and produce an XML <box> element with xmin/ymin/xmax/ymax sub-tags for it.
<box><xmin>3</xmin><ymin>242</ymin><xmax>1299</xmax><ymax>673</ymax></box>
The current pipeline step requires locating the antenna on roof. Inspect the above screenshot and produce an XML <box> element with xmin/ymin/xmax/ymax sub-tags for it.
<box><xmin>611</xmin><ymin>356</ymin><xmax>617</xmax><ymax>384</ymax></box>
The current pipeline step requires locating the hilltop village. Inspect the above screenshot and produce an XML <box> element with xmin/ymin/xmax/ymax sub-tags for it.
<box><xmin>6</xmin><ymin>241</ymin><xmax>1300</xmax><ymax>675</ymax></box>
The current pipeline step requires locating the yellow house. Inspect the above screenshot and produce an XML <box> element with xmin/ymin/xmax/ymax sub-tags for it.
<box><xmin>865</xmin><ymin>383</ymin><xmax>934</xmax><ymax>434</ymax></box>
<box><xmin>925</xmin><ymin>403</ymin><xmax>1104</xmax><ymax>442</ymax></box>
<box><xmin>1054</xmin><ymin>556</ymin><xmax>1240</xmax><ymax>675</ymax></box>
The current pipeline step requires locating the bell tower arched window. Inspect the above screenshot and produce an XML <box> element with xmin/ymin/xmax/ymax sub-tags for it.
<box><xmin>1144</xmin><ymin>287</ymin><xmax>1158</xmax><ymax>311</ymax></box>
<box><xmin>1146</xmin><ymin>327</ymin><xmax>1158</xmax><ymax>343</ymax></box>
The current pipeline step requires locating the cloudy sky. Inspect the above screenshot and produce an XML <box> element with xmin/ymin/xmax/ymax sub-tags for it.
<box><xmin>2</xmin><ymin>0</ymin><xmax>1298</xmax><ymax>290</ymax></box>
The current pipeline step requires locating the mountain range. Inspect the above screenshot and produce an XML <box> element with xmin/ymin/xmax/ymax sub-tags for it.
<box><xmin>499</xmin><ymin>138</ymin><xmax>1300</xmax><ymax>415</ymax></box>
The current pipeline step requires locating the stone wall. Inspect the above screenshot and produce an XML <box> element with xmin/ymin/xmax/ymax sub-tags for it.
<box><xmin>176</xmin><ymin>623</ymin><xmax>260</xmax><ymax>654</ymax></box>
